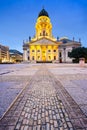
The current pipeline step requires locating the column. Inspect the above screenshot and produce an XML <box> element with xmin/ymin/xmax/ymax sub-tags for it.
<box><xmin>40</xmin><ymin>46</ymin><xmax>41</xmax><ymax>61</ymax></box>
<box><xmin>46</xmin><ymin>46</ymin><xmax>48</xmax><ymax>61</ymax></box>
<box><xmin>51</xmin><ymin>46</ymin><xmax>53</xmax><ymax>61</ymax></box>
<box><xmin>63</xmin><ymin>47</ymin><xmax>66</xmax><ymax>63</ymax></box>
<box><xmin>56</xmin><ymin>47</ymin><xmax>58</xmax><ymax>61</ymax></box>
<box><xmin>23</xmin><ymin>50</ymin><xmax>27</xmax><ymax>61</ymax></box>
<box><xmin>35</xmin><ymin>46</ymin><xmax>36</xmax><ymax>61</ymax></box>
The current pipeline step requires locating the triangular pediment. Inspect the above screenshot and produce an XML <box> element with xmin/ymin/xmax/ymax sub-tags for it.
<box><xmin>30</xmin><ymin>38</ymin><xmax>58</xmax><ymax>45</ymax></box>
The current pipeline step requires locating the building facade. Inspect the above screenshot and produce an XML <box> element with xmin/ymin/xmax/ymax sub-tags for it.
<box><xmin>0</xmin><ymin>44</ymin><xmax>9</xmax><ymax>63</ymax></box>
<box><xmin>9</xmin><ymin>49</ymin><xmax>23</xmax><ymax>63</ymax></box>
<box><xmin>23</xmin><ymin>9</ymin><xmax>81</xmax><ymax>63</ymax></box>
<box><xmin>59</xmin><ymin>37</ymin><xmax>81</xmax><ymax>63</ymax></box>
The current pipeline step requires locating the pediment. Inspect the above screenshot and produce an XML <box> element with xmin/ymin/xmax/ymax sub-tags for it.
<box><xmin>30</xmin><ymin>38</ymin><xmax>58</xmax><ymax>45</ymax></box>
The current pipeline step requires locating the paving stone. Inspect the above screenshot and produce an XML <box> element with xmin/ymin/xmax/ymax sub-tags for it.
<box><xmin>0</xmin><ymin>64</ymin><xmax>87</xmax><ymax>129</ymax></box>
<box><xmin>24</xmin><ymin>125</ymin><xmax>29</xmax><ymax>130</ymax></box>
<box><xmin>15</xmin><ymin>122</ymin><xmax>21</xmax><ymax>129</ymax></box>
<box><xmin>46</xmin><ymin>123</ymin><xmax>50</xmax><ymax>130</ymax></box>
<box><xmin>54</xmin><ymin>120</ymin><xmax>58</xmax><ymax>127</ymax></box>
<box><xmin>20</xmin><ymin>125</ymin><xmax>24</xmax><ymax>130</ymax></box>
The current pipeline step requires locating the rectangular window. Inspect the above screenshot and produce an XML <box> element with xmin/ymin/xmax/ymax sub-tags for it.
<box><xmin>28</xmin><ymin>56</ymin><xmax>29</xmax><ymax>60</ymax></box>
<box><xmin>68</xmin><ymin>52</ymin><xmax>70</xmax><ymax>57</ymax></box>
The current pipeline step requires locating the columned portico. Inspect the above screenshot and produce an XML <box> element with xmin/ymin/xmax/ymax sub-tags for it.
<box><xmin>29</xmin><ymin>43</ymin><xmax>59</xmax><ymax>62</ymax></box>
<box><xmin>23</xmin><ymin>8</ymin><xmax>60</xmax><ymax>63</ymax></box>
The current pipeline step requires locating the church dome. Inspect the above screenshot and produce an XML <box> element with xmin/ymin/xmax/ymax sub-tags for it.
<box><xmin>38</xmin><ymin>8</ymin><xmax>49</xmax><ymax>17</ymax></box>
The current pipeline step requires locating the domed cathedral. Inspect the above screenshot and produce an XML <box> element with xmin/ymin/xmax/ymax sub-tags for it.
<box><xmin>23</xmin><ymin>8</ymin><xmax>81</xmax><ymax>63</ymax></box>
<box><xmin>23</xmin><ymin>8</ymin><xmax>60</xmax><ymax>63</ymax></box>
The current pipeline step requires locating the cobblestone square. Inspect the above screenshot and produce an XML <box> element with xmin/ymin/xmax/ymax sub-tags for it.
<box><xmin>0</xmin><ymin>63</ymin><xmax>87</xmax><ymax>130</ymax></box>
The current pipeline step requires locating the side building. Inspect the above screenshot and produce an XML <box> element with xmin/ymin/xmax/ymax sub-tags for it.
<box><xmin>59</xmin><ymin>37</ymin><xmax>81</xmax><ymax>63</ymax></box>
<box><xmin>0</xmin><ymin>44</ymin><xmax>9</xmax><ymax>63</ymax></box>
<box><xmin>9</xmin><ymin>49</ymin><xmax>23</xmax><ymax>63</ymax></box>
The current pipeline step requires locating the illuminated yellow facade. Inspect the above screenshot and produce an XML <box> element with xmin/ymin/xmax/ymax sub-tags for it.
<box><xmin>23</xmin><ymin>8</ymin><xmax>60</xmax><ymax>62</ymax></box>
<box><xmin>30</xmin><ymin>44</ymin><xmax>58</xmax><ymax>62</ymax></box>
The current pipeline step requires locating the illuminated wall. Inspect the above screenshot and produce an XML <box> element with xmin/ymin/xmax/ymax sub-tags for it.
<box><xmin>30</xmin><ymin>45</ymin><xmax>58</xmax><ymax>62</ymax></box>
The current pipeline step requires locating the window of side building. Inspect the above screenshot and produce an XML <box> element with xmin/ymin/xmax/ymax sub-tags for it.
<box><xmin>68</xmin><ymin>50</ymin><xmax>71</xmax><ymax>57</ymax></box>
<box><xmin>28</xmin><ymin>56</ymin><xmax>29</xmax><ymax>60</ymax></box>
<box><xmin>27</xmin><ymin>50</ymin><xmax>29</xmax><ymax>53</ymax></box>
<box><xmin>59</xmin><ymin>52</ymin><xmax>62</xmax><ymax>57</ymax></box>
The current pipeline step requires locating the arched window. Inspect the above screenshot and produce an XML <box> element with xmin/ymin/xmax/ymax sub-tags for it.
<box><xmin>54</xmin><ymin>50</ymin><xmax>56</xmax><ymax>52</ymax></box>
<box><xmin>37</xmin><ymin>50</ymin><xmax>40</xmax><ymax>52</ymax></box>
<box><xmin>54</xmin><ymin>56</ymin><xmax>56</xmax><ymax>60</ymax></box>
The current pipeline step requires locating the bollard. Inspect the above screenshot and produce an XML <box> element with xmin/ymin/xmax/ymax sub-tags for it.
<box><xmin>79</xmin><ymin>58</ymin><xmax>85</xmax><ymax>67</ymax></box>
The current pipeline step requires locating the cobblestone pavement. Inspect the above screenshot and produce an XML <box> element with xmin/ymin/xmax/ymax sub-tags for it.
<box><xmin>0</xmin><ymin>64</ymin><xmax>87</xmax><ymax>130</ymax></box>
<box><xmin>0</xmin><ymin>64</ymin><xmax>39</xmax><ymax>118</ymax></box>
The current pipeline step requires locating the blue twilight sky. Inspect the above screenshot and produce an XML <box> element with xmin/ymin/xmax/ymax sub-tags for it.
<box><xmin>0</xmin><ymin>0</ymin><xmax>87</xmax><ymax>52</ymax></box>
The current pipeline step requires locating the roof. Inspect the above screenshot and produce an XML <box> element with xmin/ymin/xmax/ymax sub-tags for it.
<box><xmin>9</xmin><ymin>49</ymin><xmax>23</xmax><ymax>55</ymax></box>
<box><xmin>38</xmin><ymin>8</ymin><xmax>49</xmax><ymax>18</ymax></box>
<box><xmin>59</xmin><ymin>38</ymin><xmax>81</xmax><ymax>44</ymax></box>
<box><xmin>29</xmin><ymin>37</ymin><xmax>60</xmax><ymax>46</ymax></box>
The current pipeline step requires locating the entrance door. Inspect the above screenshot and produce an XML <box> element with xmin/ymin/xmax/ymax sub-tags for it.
<box><xmin>42</xmin><ymin>51</ymin><xmax>46</xmax><ymax>61</ymax></box>
<box><xmin>42</xmin><ymin>46</ymin><xmax>46</xmax><ymax>62</ymax></box>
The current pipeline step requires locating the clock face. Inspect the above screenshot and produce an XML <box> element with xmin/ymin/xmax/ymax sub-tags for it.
<box><xmin>40</xmin><ymin>18</ymin><xmax>47</xmax><ymax>22</ymax></box>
